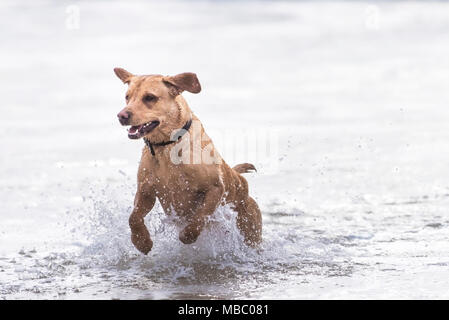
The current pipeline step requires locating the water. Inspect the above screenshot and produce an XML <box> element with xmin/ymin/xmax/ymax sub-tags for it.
<box><xmin>1</xmin><ymin>0</ymin><xmax>449</xmax><ymax>299</ymax></box>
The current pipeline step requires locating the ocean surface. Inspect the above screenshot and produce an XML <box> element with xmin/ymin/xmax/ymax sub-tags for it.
<box><xmin>1</xmin><ymin>0</ymin><xmax>449</xmax><ymax>299</ymax></box>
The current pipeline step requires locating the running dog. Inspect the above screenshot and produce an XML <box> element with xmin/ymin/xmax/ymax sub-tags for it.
<box><xmin>114</xmin><ymin>68</ymin><xmax>262</xmax><ymax>254</ymax></box>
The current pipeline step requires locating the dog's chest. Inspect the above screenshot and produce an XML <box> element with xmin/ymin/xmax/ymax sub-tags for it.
<box><xmin>151</xmin><ymin>159</ymin><xmax>192</xmax><ymax>188</ymax></box>
<box><xmin>151</xmin><ymin>162</ymin><xmax>201</xmax><ymax>215</ymax></box>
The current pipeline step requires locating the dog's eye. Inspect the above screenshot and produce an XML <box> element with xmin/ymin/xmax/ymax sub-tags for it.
<box><xmin>144</xmin><ymin>94</ymin><xmax>157</xmax><ymax>103</ymax></box>
<box><xmin>125</xmin><ymin>95</ymin><xmax>129</xmax><ymax>101</ymax></box>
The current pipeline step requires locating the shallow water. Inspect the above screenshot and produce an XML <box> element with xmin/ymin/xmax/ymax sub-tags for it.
<box><xmin>1</xmin><ymin>0</ymin><xmax>449</xmax><ymax>299</ymax></box>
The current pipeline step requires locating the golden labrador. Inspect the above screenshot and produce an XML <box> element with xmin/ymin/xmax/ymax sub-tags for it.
<box><xmin>114</xmin><ymin>68</ymin><xmax>262</xmax><ymax>254</ymax></box>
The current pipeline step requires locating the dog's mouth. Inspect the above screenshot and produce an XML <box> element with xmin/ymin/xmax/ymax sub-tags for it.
<box><xmin>127</xmin><ymin>121</ymin><xmax>160</xmax><ymax>139</ymax></box>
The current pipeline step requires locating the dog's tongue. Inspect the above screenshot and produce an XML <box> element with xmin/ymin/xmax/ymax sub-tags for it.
<box><xmin>128</xmin><ymin>125</ymin><xmax>142</xmax><ymax>139</ymax></box>
<box><xmin>127</xmin><ymin>121</ymin><xmax>160</xmax><ymax>139</ymax></box>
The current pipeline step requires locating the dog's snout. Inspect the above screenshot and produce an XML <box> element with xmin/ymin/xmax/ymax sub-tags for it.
<box><xmin>117</xmin><ymin>110</ymin><xmax>132</xmax><ymax>125</ymax></box>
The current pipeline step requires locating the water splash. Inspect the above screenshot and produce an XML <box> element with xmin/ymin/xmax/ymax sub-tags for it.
<box><xmin>1</xmin><ymin>181</ymin><xmax>351</xmax><ymax>299</ymax></box>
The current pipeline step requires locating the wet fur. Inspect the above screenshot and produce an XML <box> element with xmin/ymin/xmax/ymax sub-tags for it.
<box><xmin>115</xmin><ymin>68</ymin><xmax>262</xmax><ymax>254</ymax></box>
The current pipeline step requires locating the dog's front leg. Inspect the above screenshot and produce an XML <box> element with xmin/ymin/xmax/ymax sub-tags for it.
<box><xmin>179</xmin><ymin>184</ymin><xmax>224</xmax><ymax>244</ymax></box>
<box><xmin>129</xmin><ymin>181</ymin><xmax>156</xmax><ymax>255</ymax></box>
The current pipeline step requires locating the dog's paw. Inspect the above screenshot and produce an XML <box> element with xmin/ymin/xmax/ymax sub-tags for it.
<box><xmin>179</xmin><ymin>225</ymin><xmax>201</xmax><ymax>244</ymax></box>
<box><xmin>131</xmin><ymin>232</ymin><xmax>153</xmax><ymax>255</ymax></box>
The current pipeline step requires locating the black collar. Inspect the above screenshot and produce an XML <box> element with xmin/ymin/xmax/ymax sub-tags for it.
<box><xmin>143</xmin><ymin>119</ymin><xmax>192</xmax><ymax>156</ymax></box>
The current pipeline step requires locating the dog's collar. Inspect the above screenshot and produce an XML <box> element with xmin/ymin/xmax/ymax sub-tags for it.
<box><xmin>143</xmin><ymin>119</ymin><xmax>192</xmax><ymax>156</ymax></box>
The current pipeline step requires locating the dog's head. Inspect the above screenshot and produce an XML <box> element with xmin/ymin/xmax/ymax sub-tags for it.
<box><xmin>114</xmin><ymin>68</ymin><xmax>201</xmax><ymax>141</ymax></box>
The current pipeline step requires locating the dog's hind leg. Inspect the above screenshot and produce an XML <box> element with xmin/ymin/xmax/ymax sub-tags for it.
<box><xmin>235</xmin><ymin>196</ymin><xmax>262</xmax><ymax>246</ymax></box>
<box><xmin>232</xmin><ymin>174</ymin><xmax>262</xmax><ymax>246</ymax></box>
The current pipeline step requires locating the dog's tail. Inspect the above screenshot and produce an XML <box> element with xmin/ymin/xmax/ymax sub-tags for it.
<box><xmin>232</xmin><ymin>163</ymin><xmax>257</xmax><ymax>174</ymax></box>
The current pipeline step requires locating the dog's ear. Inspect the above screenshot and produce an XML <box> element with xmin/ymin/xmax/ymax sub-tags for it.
<box><xmin>163</xmin><ymin>73</ymin><xmax>201</xmax><ymax>95</ymax></box>
<box><xmin>114</xmin><ymin>68</ymin><xmax>134</xmax><ymax>84</ymax></box>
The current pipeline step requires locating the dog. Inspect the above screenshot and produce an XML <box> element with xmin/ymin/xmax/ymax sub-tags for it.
<box><xmin>114</xmin><ymin>68</ymin><xmax>262</xmax><ymax>254</ymax></box>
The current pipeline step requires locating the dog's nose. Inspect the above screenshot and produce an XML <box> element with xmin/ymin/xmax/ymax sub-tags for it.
<box><xmin>117</xmin><ymin>110</ymin><xmax>131</xmax><ymax>125</ymax></box>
